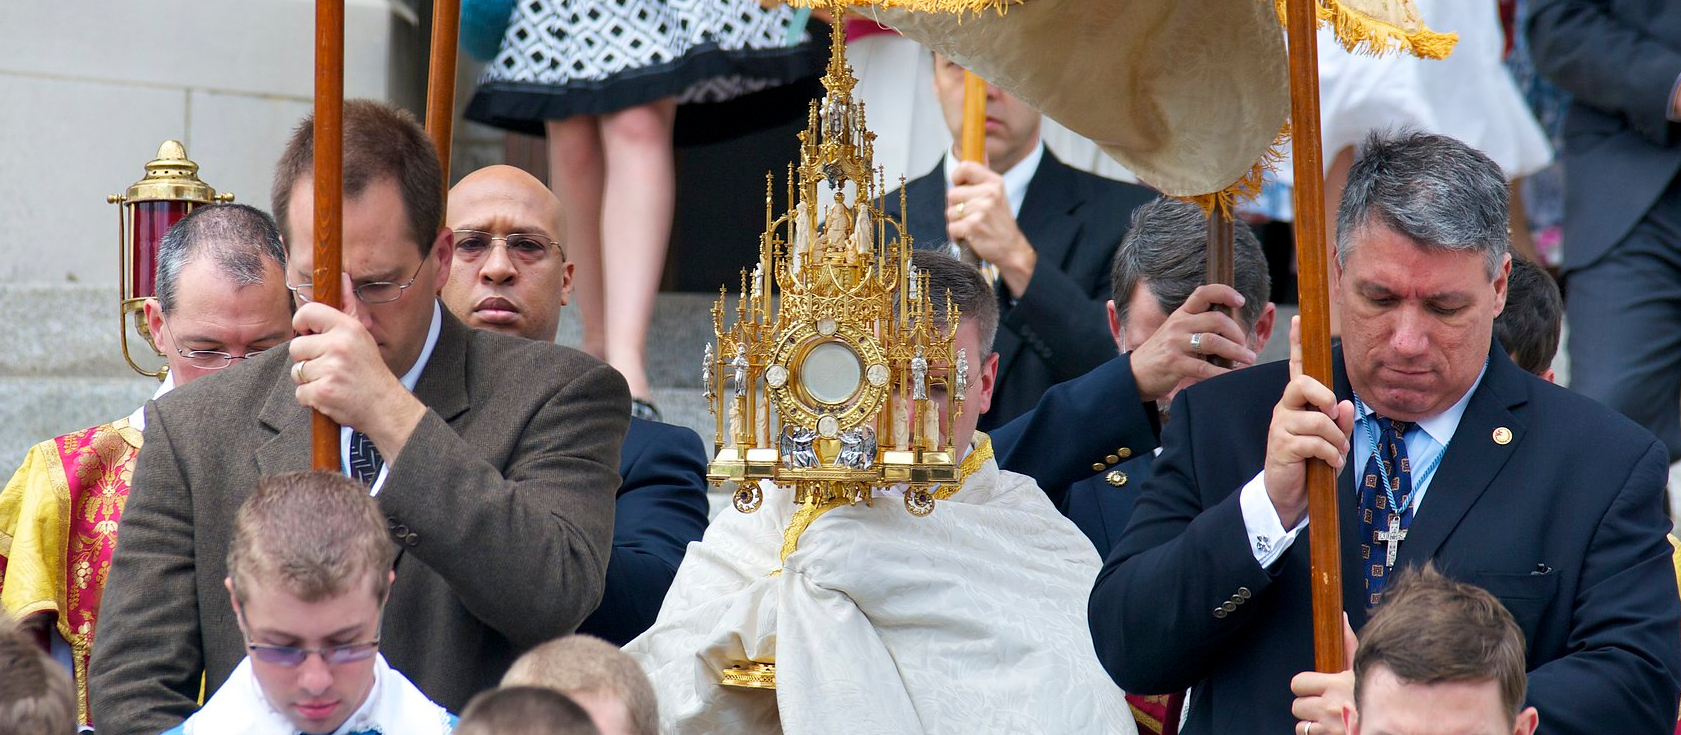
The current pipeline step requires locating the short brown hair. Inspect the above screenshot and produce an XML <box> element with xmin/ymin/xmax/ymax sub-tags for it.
<box><xmin>1354</xmin><ymin>564</ymin><xmax>1528</xmax><ymax>720</ymax></box>
<box><xmin>226</xmin><ymin>471</ymin><xmax>397</xmax><ymax>605</ymax></box>
<box><xmin>1492</xmin><ymin>255</ymin><xmax>1562</xmax><ymax>376</ymax></box>
<box><xmin>0</xmin><ymin>617</ymin><xmax>76</xmax><ymax>735</ymax></box>
<box><xmin>270</xmin><ymin>99</ymin><xmax>444</xmax><ymax>257</ymax></box>
<box><xmin>455</xmin><ymin>687</ymin><xmax>600</xmax><ymax>735</ymax></box>
<box><xmin>911</xmin><ymin>249</ymin><xmax>999</xmax><ymax>354</ymax></box>
<box><xmin>502</xmin><ymin>635</ymin><xmax>657</xmax><ymax>735</ymax></box>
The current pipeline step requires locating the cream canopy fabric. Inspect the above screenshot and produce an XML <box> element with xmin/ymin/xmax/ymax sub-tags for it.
<box><xmin>865</xmin><ymin>0</ymin><xmax>1290</xmax><ymax>197</ymax></box>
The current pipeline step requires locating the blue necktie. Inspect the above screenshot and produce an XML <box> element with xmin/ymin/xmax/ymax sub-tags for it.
<box><xmin>348</xmin><ymin>430</ymin><xmax>385</xmax><ymax>488</ymax></box>
<box><xmin>1358</xmin><ymin>417</ymin><xmax>1414</xmax><ymax>607</ymax></box>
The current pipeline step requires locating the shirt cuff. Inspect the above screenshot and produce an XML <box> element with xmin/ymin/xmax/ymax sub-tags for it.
<box><xmin>1239</xmin><ymin>470</ymin><xmax>1307</xmax><ymax>568</ymax></box>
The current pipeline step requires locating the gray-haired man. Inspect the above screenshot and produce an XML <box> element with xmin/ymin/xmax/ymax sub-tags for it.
<box><xmin>1087</xmin><ymin>131</ymin><xmax>1680</xmax><ymax>735</ymax></box>
<box><xmin>0</xmin><ymin>203</ymin><xmax>293</xmax><ymax>728</ymax></box>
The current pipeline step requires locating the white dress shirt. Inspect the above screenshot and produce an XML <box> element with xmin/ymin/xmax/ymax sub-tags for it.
<box><xmin>340</xmin><ymin>300</ymin><xmax>442</xmax><ymax>496</ymax></box>
<box><xmin>1239</xmin><ymin>364</ymin><xmax>1487</xmax><ymax>567</ymax></box>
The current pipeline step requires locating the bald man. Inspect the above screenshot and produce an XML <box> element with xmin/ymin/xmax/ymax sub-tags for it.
<box><xmin>442</xmin><ymin>165</ymin><xmax>709</xmax><ymax>645</ymax></box>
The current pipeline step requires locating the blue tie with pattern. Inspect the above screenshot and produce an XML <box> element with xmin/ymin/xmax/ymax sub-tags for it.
<box><xmin>348</xmin><ymin>430</ymin><xmax>385</xmax><ymax>488</ymax></box>
<box><xmin>1358</xmin><ymin>417</ymin><xmax>1414</xmax><ymax>607</ymax></box>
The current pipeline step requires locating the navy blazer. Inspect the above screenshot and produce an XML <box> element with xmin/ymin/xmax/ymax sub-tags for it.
<box><xmin>1088</xmin><ymin>344</ymin><xmax>1681</xmax><ymax>735</ymax></box>
<box><xmin>881</xmin><ymin>150</ymin><xmax>1156</xmax><ymax>431</ymax></box>
<box><xmin>576</xmin><ymin>418</ymin><xmax>710</xmax><ymax>645</ymax></box>
<box><xmin>991</xmin><ymin>353</ymin><xmax>1162</xmax><ymax>559</ymax></box>
<box><xmin>1527</xmin><ymin>0</ymin><xmax>1681</xmax><ymax>270</ymax></box>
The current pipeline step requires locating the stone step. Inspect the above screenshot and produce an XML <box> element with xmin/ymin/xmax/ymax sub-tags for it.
<box><xmin>0</xmin><ymin>284</ymin><xmax>733</xmax><ymax>389</ymax></box>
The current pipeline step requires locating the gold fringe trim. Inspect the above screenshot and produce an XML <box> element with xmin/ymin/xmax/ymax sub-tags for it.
<box><xmin>937</xmin><ymin>433</ymin><xmax>994</xmax><ymax>500</ymax></box>
<box><xmin>1183</xmin><ymin>122</ymin><xmax>1292</xmax><ymax>217</ymax></box>
<box><xmin>1271</xmin><ymin>0</ymin><xmax>1458</xmax><ymax>60</ymax></box>
<box><xmin>785</xmin><ymin>0</ymin><xmax>1020</xmax><ymax>14</ymax></box>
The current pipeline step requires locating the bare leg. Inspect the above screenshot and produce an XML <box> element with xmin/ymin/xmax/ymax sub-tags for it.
<box><xmin>1323</xmin><ymin>146</ymin><xmax>1355</xmax><ymax>338</ymax></box>
<box><xmin>598</xmin><ymin>97</ymin><xmax>677</xmax><ymax>401</ymax></box>
<box><xmin>546</xmin><ymin>116</ymin><xmax>607</xmax><ymax>359</ymax></box>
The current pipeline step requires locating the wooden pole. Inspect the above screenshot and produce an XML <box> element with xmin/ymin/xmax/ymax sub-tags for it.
<box><xmin>425</xmin><ymin>0</ymin><xmax>460</xmax><ymax>184</ymax></box>
<box><xmin>1205</xmin><ymin>208</ymin><xmax>1236</xmax><ymax>369</ymax></box>
<box><xmin>1283</xmin><ymin>0</ymin><xmax>1344</xmax><ymax>673</ymax></box>
<box><xmin>312</xmin><ymin>0</ymin><xmax>345</xmax><ymax>471</ymax></box>
<box><xmin>960</xmin><ymin>71</ymin><xmax>987</xmax><ymax>163</ymax></box>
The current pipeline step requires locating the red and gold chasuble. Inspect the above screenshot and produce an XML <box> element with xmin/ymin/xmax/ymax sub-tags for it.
<box><xmin>0</xmin><ymin>417</ymin><xmax>142</xmax><ymax>727</ymax></box>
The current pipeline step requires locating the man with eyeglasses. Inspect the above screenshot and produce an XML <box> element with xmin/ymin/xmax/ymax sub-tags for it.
<box><xmin>164</xmin><ymin>470</ymin><xmax>456</xmax><ymax>735</ymax></box>
<box><xmin>0</xmin><ymin>202</ymin><xmax>293</xmax><ymax>729</ymax></box>
<box><xmin>92</xmin><ymin>100</ymin><xmax>629</xmax><ymax>735</ymax></box>
<box><xmin>440</xmin><ymin>164</ymin><xmax>708</xmax><ymax>645</ymax></box>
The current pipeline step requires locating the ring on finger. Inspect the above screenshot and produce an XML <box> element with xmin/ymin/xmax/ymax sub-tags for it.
<box><xmin>1298</xmin><ymin>722</ymin><xmax>1312</xmax><ymax>735</ymax></box>
<box><xmin>292</xmin><ymin>359</ymin><xmax>310</xmax><ymax>384</ymax></box>
<box><xmin>1189</xmin><ymin>332</ymin><xmax>1205</xmax><ymax>354</ymax></box>
<box><xmin>956</xmin><ymin>200</ymin><xmax>967</xmax><ymax>217</ymax></box>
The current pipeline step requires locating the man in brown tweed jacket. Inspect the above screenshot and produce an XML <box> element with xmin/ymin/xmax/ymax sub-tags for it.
<box><xmin>89</xmin><ymin>100</ymin><xmax>629</xmax><ymax>735</ymax></box>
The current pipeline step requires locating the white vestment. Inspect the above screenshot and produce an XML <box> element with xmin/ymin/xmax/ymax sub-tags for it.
<box><xmin>625</xmin><ymin>441</ymin><xmax>1138</xmax><ymax>735</ymax></box>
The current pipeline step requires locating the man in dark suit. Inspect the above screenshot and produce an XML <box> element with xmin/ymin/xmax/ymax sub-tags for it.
<box><xmin>90</xmin><ymin>100</ymin><xmax>630</xmax><ymax>734</ymax></box>
<box><xmin>441</xmin><ymin>164</ymin><xmax>709</xmax><ymax>645</ymax></box>
<box><xmin>1087</xmin><ymin>132</ymin><xmax>1681</xmax><ymax>735</ymax></box>
<box><xmin>881</xmin><ymin>53</ymin><xmax>1156</xmax><ymax>431</ymax></box>
<box><xmin>991</xmin><ymin>197</ymin><xmax>1274</xmax><ymax>559</ymax></box>
<box><xmin>1527</xmin><ymin>0</ymin><xmax>1681</xmax><ymax>462</ymax></box>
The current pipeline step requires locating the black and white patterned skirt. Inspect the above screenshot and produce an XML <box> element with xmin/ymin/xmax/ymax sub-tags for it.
<box><xmin>464</xmin><ymin>0</ymin><xmax>825</xmax><ymax>134</ymax></box>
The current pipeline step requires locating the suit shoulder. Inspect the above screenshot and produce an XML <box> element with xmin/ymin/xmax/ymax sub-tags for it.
<box><xmin>464</xmin><ymin>328</ymin><xmax>617</xmax><ymax>384</ymax></box>
<box><xmin>881</xmin><ymin>167</ymin><xmax>943</xmax><ymax>216</ymax></box>
<box><xmin>1064</xmin><ymin>166</ymin><xmax>1155</xmax><ymax>209</ymax></box>
<box><xmin>626</xmin><ymin>418</ymin><xmax>707</xmax><ymax>461</ymax></box>
<box><xmin>1525</xmin><ymin>375</ymin><xmax>1662</xmax><ymax>453</ymax></box>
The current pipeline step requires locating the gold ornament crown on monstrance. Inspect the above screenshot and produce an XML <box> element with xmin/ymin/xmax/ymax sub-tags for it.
<box><xmin>703</xmin><ymin>16</ymin><xmax>968</xmax><ymax>520</ymax></box>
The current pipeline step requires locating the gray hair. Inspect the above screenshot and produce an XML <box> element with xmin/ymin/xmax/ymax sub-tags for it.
<box><xmin>1111</xmin><ymin>197</ymin><xmax>1271</xmax><ymax>330</ymax></box>
<box><xmin>155</xmin><ymin>203</ymin><xmax>287</xmax><ymax>314</ymax></box>
<box><xmin>1336</xmin><ymin>130</ymin><xmax>1509</xmax><ymax>278</ymax></box>
<box><xmin>911</xmin><ymin>249</ymin><xmax>999</xmax><ymax>355</ymax></box>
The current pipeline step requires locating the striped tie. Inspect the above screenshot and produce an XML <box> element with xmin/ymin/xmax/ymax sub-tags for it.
<box><xmin>348</xmin><ymin>430</ymin><xmax>384</xmax><ymax>488</ymax></box>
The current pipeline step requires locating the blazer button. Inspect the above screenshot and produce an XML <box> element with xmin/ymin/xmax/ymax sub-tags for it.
<box><xmin>1221</xmin><ymin>601</ymin><xmax>1237</xmax><ymax>613</ymax></box>
<box><xmin>387</xmin><ymin>517</ymin><xmax>399</xmax><ymax>530</ymax></box>
<box><xmin>1105</xmin><ymin>471</ymin><xmax>1128</xmax><ymax>487</ymax></box>
<box><xmin>1105</xmin><ymin>454</ymin><xmax>1120</xmax><ymax>464</ymax></box>
<box><xmin>393</xmin><ymin>524</ymin><xmax>410</xmax><ymax>538</ymax></box>
<box><xmin>1091</xmin><ymin>462</ymin><xmax>1105</xmax><ymax>472</ymax></box>
<box><xmin>1213</xmin><ymin>607</ymin><xmax>1228</xmax><ymax>619</ymax></box>
<box><xmin>1118</xmin><ymin>447</ymin><xmax>1132</xmax><ymax>459</ymax></box>
<box><xmin>404</xmin><ymin>533</ymin><xmax>420</xmax><ymax>547</ymax></box>
<box><xmin>1237</xmin><ymin>587</ymin><xmax>1252</xmax><ymax>600</ymax></box>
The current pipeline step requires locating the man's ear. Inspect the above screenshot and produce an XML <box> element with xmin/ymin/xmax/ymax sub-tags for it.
<box><xmin>1106</xmin><ymin>300</ymin><xmax>1124</xmax><ymax>353</ymax></box>
<box><xmin>1513</xmin><ymin>706</ymin><xmax>1539</xmax><ymax>735</ymax></box>
<box><xmin>973</xmin><ymin>350</ymin><xmax>1001</xmax><ymax>417</ymax></box>
<box><xmin>144</xmin><ymin>298</ymin><xmax>168</xmax><ymax>353</ymax></box>
<box><xmin>430</xmin><ymin>227</ymin><xmax>454</xmax><ymax>295</ymax></box>
<box><xmin>1252</xmin><ymin>302</ymin><xmax>1278</xmax><ymax>355</ymax></box>
<box><xmin>224</xmin><ymin>577</ymin><xmax>244</xmax><ymax>624</ymax></box>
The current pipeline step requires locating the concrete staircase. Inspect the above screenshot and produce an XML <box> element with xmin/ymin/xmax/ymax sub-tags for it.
<box><xmin>0</xmin><ymin>284</ymin><xmax>729</xmax><ymax>478</ymax></box>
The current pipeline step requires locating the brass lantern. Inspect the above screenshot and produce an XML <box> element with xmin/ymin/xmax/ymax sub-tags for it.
<box><xmin>107</xmin><ymin>141</ymin><xmax>233</xmax><ymax>379</ymax></box>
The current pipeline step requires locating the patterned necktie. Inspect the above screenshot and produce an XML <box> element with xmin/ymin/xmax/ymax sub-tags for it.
<box><xmin>1358</xmin><ymin>416</ymin><xmax>1414</xmax><ymax>607</ymax></box>
<box><xmin>348</xmin><ymin>430</ymin><xmax>385</xmax><ymax>488</ymax></box>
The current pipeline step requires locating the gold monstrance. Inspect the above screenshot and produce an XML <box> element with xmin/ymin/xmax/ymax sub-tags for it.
<box><xmin>704</xmin><ymin>20</ymin><xmax>966</xmax><ymax>523</ymax></box>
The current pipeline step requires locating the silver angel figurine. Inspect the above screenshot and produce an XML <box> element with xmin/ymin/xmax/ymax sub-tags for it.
<box><xmin>911</xmin><ymin>346</ymin><xmax>929</xmax><ymax>401</ymax></box>
<box><xmin>955</xmin><ymin>348</ymin><xmax>969</xmax><ymax>397</ymax></box>
<box><xmin>731</xmin><ymin>344</ymin><xmax>749</xmax><ymax>398</ymax></box>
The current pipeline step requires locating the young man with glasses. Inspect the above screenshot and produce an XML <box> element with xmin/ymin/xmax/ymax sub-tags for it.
<box><xmin>165</xmin><ymin>470</ymin><xmax>455</xmax><ymax>735</ymax></box>
<box><xmin>93</xmin><ymin>100</ymin><xmax>629</xmax><ymax>735</ymax></box>
<box><xmin>0</xmin><ymin>202</ymin><xmax>293</xmax><ymax>729</ymax></box>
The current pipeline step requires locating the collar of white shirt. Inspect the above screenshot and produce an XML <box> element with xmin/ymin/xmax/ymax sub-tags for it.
<box><xmin>1354</xmin><ymin>360</ymin><xmax>1488</xmax><ymax>447</ymax></box>
<box><xmin>941</xmin><ymin>139</ymin><xmax>1045</xmax><ymax>219</ymax></box>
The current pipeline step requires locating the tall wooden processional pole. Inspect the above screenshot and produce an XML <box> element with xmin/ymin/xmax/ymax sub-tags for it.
<box><xmin>1283</xmin><ymin>0</ymin><xmax>1345</xmax><ymax>673</ymax></box>
<box><xmin>311</xmin><ymin>0</ymin><xmax>346</xmax><ymax>471</ymax></box>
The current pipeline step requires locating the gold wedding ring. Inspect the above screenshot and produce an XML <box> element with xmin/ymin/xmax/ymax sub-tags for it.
<box><xmin>292</xmin><ymin>359</ymin><xmax>310</xmax><ymax>384</ymax></box>
<box><xmin>956</xmin><ymin>200</ymin><xmax>967</xmax><ymax>217</ymax></box>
